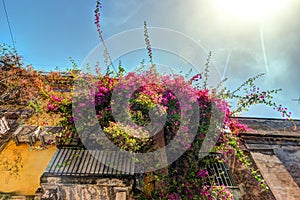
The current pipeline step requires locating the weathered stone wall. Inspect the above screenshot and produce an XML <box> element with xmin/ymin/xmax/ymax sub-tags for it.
<box><xmin>235</xmin><ymin>117</ymin><xmax>300</xmax><ymax>200</ymax></box>
<box><xmin>36</xmin><ymin>176</ymin><xmax>134</xmax><ymax>200</ymax></box>
<box><xmin>226</xmin><ymin>152</ymin><xmax>276</xmax><ymax>200</ymax></box>
<box><xmin>275</xmin><ymin>148</ymin><xmax>300</xmax><ymax>187</ymax></box>
<box><xmin>251</xmin><ymin>151</ymin><xmax>300</xmax><ymax>200</ymax></box>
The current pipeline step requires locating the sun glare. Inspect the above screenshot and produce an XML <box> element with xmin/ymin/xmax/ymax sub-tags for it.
<box><xmin>215</xmin><ymin>0</ymin><xmax>292</xmax><ymax>20</ymax></box>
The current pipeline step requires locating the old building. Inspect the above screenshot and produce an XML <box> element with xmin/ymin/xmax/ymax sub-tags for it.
<box><xmin>228</xmin><ymin>117</ymin><xmax>300</xmax><ymax>200</ymax></box>
<box><xmin>1</xmin><ymin>114</ymin><xmax>299</xmax><ymax>199</ymax></box>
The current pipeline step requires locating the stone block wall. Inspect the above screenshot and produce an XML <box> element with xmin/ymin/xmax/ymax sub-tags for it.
<box><xmin>251</xmin><ymin>151</ymin><xmax>300</xmax><ymax>200</ymax></box>
<box><xmin>35</xmin><ymin>176</ymin><xmax>134</xmax><ymax>200</ymax></box>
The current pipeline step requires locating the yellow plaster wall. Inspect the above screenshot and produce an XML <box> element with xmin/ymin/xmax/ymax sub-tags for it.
<box><xmin>0</xmin><ymin>140</ymin><xmax>56</xmax><ymax>195</ymax></box>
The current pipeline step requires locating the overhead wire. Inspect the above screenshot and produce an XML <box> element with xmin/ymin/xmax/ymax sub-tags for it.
<box><xmin>2</xmin><ymin>0</ymin><xmax>16</xmax><ymax>50</ymax></box>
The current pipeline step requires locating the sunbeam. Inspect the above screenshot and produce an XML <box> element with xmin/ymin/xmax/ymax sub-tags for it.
<box><xmin>214</xmin><ymin>0</ymin><xmax>293</xmax><ymax>20</ymax></box>
<box><xmin>222</xmin><ymin>50</ymin><xmax>231</xmax><ymax>80</ymax></box>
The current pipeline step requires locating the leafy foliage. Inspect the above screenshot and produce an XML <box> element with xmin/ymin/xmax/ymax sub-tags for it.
<box><xmin>0</xmin><ymin>0</ymin><xmax>296</xmax><ymax>199</ymax></box>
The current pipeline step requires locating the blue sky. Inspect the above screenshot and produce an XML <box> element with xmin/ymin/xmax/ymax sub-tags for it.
<box><xmin>1</xmin><ymin>0</ymin><xmax>300</xmax><ymax>119</ymax></box>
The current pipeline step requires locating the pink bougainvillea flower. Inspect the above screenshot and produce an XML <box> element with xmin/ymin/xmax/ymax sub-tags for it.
<box><xmin>51</xmin><ymin>95</ymin><xmax>61</xmax><ymax>102</ymax></box>
<box><xmin>190</xmin><ymin>73</ymin><xmax>202</xmax><ymax>82</ymax></box>
<box><xmin>197</xmin><ymin>169</ymin><xmax>209</xmax><ymax>178</ymax></box>
<box><xmin>47</xmin><ymin>103</ymin><xmax>55</xmax><ymax>111</ymax></box>
<box><xmin>168</xmin><ymin>192</ymin><xmax>180</xmax><ymax>200</ymax></box>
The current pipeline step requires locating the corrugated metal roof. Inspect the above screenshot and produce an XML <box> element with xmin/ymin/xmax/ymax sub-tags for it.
<box><xmin>45</xmin><ymin>149</ymin><xmax>135</xmax><ymax>177</ymax></box>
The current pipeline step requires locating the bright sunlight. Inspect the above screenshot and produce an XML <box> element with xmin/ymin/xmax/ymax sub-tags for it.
<box><xmin>214</xmin><ymin>0</ymin><xmax>293</xmax><ymax>20</ymax></box>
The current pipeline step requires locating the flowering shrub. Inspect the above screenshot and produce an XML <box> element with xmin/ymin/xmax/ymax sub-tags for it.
<box><xmin>93</xmin><ymin>1</ymin><xmax>295</xmax><ymax>198</ymax></box>
<box><xmin>0</xmin><ymin>44</ymin><xmax>43</xmax><ymax>105</ymax></box>
<box><xmin>0</xmin><ymin>44</ymin><xmax>68</xmax><ymax>128</ymax></box>
<box><xmin>103</xmin><ymin>122</ymin><xmax>154</xmax><ymax>153</ymax></box>
<box><xmin>1</xmin><ymin>0</ymin><xmax>294</xmax><ymax>199</ymax></box>
<box><xmin>146</xmin><ymin>154</ymin><xmax>236</xmax><ymax>199</ymax></box>
<box><xmin>42</xmin><ymin>61</ymin><xmax>278</xmax><ymax>198</ymax></box>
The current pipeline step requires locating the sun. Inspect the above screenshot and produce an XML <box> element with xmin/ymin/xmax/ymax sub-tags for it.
<box><xmin>214</xmin><ymin>0</ymin><xmax>292</xmax><ymax>20</ymax></box>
